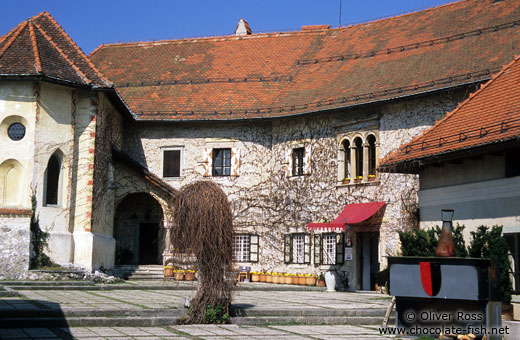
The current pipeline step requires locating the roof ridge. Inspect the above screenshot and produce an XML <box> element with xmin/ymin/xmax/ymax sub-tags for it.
<box><xmin>91</xmin><ymin>0</ymin><xmax>466</xmax><ymax>51</ymax></box>
<box><xmin>382</xmin><ymin>55</ymin><xmax>520</xmax><ymax>159</ymax></box>
<box><xmin>0</xmin><ymin>21</ymin><xmax>28</xmax><ymax>59</ymax></box>
<box><xmin>32</xmin><ymin>21</ymin><xmax>91</xmax><ymax>84</ymax></box>
<box><xmin>28</xmin><ymin>21</ymin><xmax>42</xmax><ymax>73</ymax></box>
<box><xmin>41</xmin><ymin>12</ymin><xmax>112</xmax><ymax>87</ymax></box>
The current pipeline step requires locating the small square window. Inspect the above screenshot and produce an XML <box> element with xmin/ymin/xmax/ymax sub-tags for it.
<box><xmin>292</xmin><ymin>147</ymin><xmax>304</xmax><ymax>176</ymax></box>
<box><xmin>163</xmin><ymin>149</ymin><xmax>182</xmax><ymax>178</ymax></box>
<box><xmin>212</xmin><ymin>148</ymin><xmax>231</xmax><ymax>176</ymax></box>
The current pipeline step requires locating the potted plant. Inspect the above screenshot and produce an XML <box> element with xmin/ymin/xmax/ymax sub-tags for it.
<box><xmin>284</xmin><ymin>273</ymin><xmax>292</xmax><ymax>284</ymax></box>
<box><xmin>272</xmin><ymin>273</ymin><xmax>280</xmax><ymax>284</ymax></box>
<box><xmin>164</xmin><ymin>265</ymin><xmax>174</xmax><ymax>278</ymax></box>
<box><xmin>251</xmin><ymin>272</ymin><xmax>260</xmax><ymax>282</ymax></box>
<box><xmin>316</xmin><ymin>273</ymin><xmax>326</xmax><ymax>287</ymax></box>
<box><xmin>305</xmin><ymin>274</ymin><xmax>316</xmax><ymax>286</ymax></box>
<box><xmin>259</xmin><ymin>272</ymin><xmax>267</xmax><ymax>282</ymax></box>
<box><xmin>185</xmin><ymin>270</ymin><xmax>196</xmax><ymax>281</ymax></box>
<box><xmin>342</xmin><ymin>177</ymin><xmax>351</xmax><ymax>184</ymax></box>
<box><xmin>298</xmin><ymin>274</ymin><xmax>306</xmax><ymax>285</ymax></box>
<box><xmin>368</xmin><ymin>174</ymin><xmax>376</xmax><ymax>181</ymax></box>
<box><xmin>265</xmin><ymin>272</ymin><xmax>273</xmax><ymax>283</ymax></box>
<box><xmin>174</xmin><ymin>270</ymin><xmax>184</xmax><ymax>281</ymax></box>
<box><xmin>354</xmin><ymin>176</ymin><xmax>363</xmax><ymax>183</ymax></box>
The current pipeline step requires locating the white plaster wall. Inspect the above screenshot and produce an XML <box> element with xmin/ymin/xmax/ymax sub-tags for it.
<box><xmin>0</xmin><ymin>81</ymin><xmax>35</xmax><ymax>210</ymax></box>
<box><xmin>0</xmin><ymin>215</ymin><xmax>31</xmax><ymax>279</ymax></box>
<box><xmin>419</xmin><ymin>176</ymin><xmax>520</xmax><ymax>241</ymax></box>
<box><xmin>33</xmin><ymin>82</ymin><xmax>75</xmax><ymax>265</ymax></box>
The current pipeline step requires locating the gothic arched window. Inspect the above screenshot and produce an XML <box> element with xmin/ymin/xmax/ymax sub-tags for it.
<box><xmin>44</xmin><ymin>153</ymin><xmax>61</xmax><ymax>206</ymax></box>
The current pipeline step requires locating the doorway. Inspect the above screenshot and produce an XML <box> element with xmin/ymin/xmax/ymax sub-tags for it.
<box><xmin>114</xmin><ymin>193</ymin><xmax>164</xmax><ymax>265</ymax></box>
<box><xmin>357</xmin><ymin>231</ymin><xmax>379</xmax><ymax>290</ymax></box>
<box><xmin>139</xmin><ymin>223</ymin><xmax>160</xmax><ymax>264</ymax></box>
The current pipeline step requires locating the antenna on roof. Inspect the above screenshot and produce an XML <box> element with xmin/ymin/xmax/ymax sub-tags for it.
<box><xmin>339</xmin><ymin>0</ymin><xmax>342</xmax><ymax>27</ymax></box>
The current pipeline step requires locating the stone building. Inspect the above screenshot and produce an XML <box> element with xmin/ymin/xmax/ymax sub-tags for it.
<box><xmin>1</xmin><ymin>0</ymin><xmax>519</xmax><ymax>289</ymax></box>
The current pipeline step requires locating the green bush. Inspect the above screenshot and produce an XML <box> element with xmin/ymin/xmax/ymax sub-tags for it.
<box><xmin>468</xmin><ymin>225</ymin><xmax>512</xmax><ymax>303</ymax></box>
<box><xmin>398</xmin><ymin>227</ymin><xmax>439</xmax><ymax>256</ymax></box>
<box><xmin>398</xmin><ymin>224</ymin><xmax>467</xmax><ymax>257</ymax></box>
<box><xmin>204</xmin><ymin>304</ymin><xmax>229</xmax><ymax>324</ymax></box>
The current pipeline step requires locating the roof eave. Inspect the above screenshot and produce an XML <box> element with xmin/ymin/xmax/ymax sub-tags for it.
<box><xmin>379</xmin><ymin>137</ymin><xmax>520</xmax><ymax>174</ymax></box>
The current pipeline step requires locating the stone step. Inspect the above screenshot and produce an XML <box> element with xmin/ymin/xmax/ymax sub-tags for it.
<box><xmin>0</xmin><ymin>280</ymin><xmax>94</xmax><ymax>286</ymax></box>
<box><xmin>0</xmin><ymin>316</ymin><xmax>180</xmax><ymax>328</ymax></box>
<box><xmin>230</xmin><ymin>307</ymin><xmax>388</xmax><ymax>317</ymax></box>
<box><xmin>230</xmin><ymin>315</ymin><xmax>395</xmax><ymax>326</ymax></box>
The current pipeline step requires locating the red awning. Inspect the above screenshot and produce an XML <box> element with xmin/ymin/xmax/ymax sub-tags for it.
<box><xmin>308</xmin><ymin>201</ymin><xmax>386</xmax><ymax>231</ymax></box>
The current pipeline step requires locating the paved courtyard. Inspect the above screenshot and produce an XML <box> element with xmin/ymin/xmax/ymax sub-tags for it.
<box><xmin>0</xmin><ymin>324</ymin><xmax>393</xmax><ymax>340</ymax></box>
<box><xmin>0</xmin><ymin>281</ymin><xmax>396</xmax><ymax>339</ymax></box>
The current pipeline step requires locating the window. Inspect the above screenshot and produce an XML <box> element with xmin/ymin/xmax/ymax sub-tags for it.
<box><xmin>233</xmin><ymin>234</ymin><xmax>259</xmax><ymax>262</ymax></box>
<box><xmin>212</xmin><ymin>148</ymin><xmax>231</xmax><ymax>176</ymax></box>
<box><xmin>292</xmin><ymin>147</ymin><xmax>305</xmax><ymax>176</ymax></box>
<box><xmin>0</xmin><ymin>159</ymin><xmax>22</xmax><ymax>206</ymax></box>
<box><xmin>7</xmin><ymin>123</ymin><xmax>25</xmax><ymax>141</ymax></box>
<box><xmin>314</xmin><ymin>233</ymin><xmax>344</xmax><ymax>265</ymax></box>
<box><xmin>44</xmin><ymin>153</ymin><xmax>61</xmax><ymax>206</ymax></box>
<box><xmin>354</xmin><ymin>137</ymin><xmax>363</xmax><ymax>178</ymax></box>
<box><xmin>505</xmin><ymin>233</ymin><xmax>520</xmax><ymax>294</ymax></box>
<box><xmin>339</xmin><ymin>133</ymin><xmax>379</xmax><ymax>183</ymax></box>
<box><xmin>163</xmin><ymin>149</ymin><xmax>182</xmax><ymax>178</ymax></box>
<box><xmin>367</xmin><ymin>134</ymin><xmax>376</xmax><ymax>176</ymax></box>
<box><xmin>342</xmin><ymin>140</ymin><xmax>351</xmax><ymax>179</ymax></box>
<box><xmin>284</xmin><ymin>233</ymin><xmax>310</xmax><ymax>264</ymax></box>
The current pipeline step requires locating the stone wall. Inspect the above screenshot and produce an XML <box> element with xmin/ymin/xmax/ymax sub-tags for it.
<box><xmin>122</xmin><ymin>89</ymin><xmax>468</xmax><ymax>289</ymax></box>
<box><xmin>0</xmin><ymin>213</ymin><xmax>31</xmax><ymax>280</ymax></box>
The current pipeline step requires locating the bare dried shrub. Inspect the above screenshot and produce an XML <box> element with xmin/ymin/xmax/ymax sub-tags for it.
<box><xmin>169</xmin><ymin>180</ymin><xmax>234</xmax><ymax>324</ymax></box>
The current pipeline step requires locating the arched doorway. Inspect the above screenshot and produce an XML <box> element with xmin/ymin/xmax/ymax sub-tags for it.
<box><xmin>114</xmin><ymin>193</ymin><xmax>164</xmax><ymax>265</ymax></box>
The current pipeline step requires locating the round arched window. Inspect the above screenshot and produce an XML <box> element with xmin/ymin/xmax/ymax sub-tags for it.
<box><xmin>7</xmin><ymin>122</ymin><xmax>26</xmax><ymax>141</ymax></box>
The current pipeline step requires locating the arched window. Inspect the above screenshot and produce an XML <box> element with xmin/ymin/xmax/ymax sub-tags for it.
<box><xmin>44</xmin><ymin>153</ymin><xmax>61</xmax><ymax>206</ymax></box>
<box><xmin>0</xmin><ymin>159</ymin><xmax>22</xmax><ymax>206</ymax></box>
<box><xmin>354</xmin><ymin>137</ymin><xmax>363</xmax><ymax>178</ymax></box>
<box><xmin>367</xmin><ymin>134</ymin><xmax>377</xmax><ymax>176</ymax></box>
<box><xmin>342</xmin><ymin>139</ymin><xmax>351</xmax><ymax>179</ymax></box>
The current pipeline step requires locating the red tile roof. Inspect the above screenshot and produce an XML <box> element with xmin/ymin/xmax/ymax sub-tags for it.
<box><xmin>0</xmin><ymin>12</ymin><xmax>111</xmax><ymax>88</ymax></box>
<box><xmin>379</xmin><ymin>55</ymin><xmax>520</xmax><ymax>171</ymax></box>
<box><xmin>90</xmin><ymin>0</ymin><xmax>520</xmax><ymax>121</ymax></box>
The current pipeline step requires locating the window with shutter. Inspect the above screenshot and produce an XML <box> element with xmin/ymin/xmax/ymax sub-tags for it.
<box><xmin>212</xmin><ymin>148</ymin><xmax>231</xmax><ymax>176</ymax></box>
<box><xmin>163</xmin><ymin>149</ymin><xmax>182</xmax><ymax>178</ymax></box>
<box><xmin>314</xmin><ymin>234</ymin><xmax>322</xmax><ymax>266</ymax></box>
<box><xmin>336</xmin><ymin>233</ymin><xmax>345</xmax><ymax>265</ymax></box>
<box><xmin>249</xmin><ymin>234</ymin><xmax>259</xmax><ymax>262</ymax></box>
<box><xmin>284</xmin><ymin>234</ymin><xmax>292</xmax><ymax>264</ymax></box>
<box><xmin>292</xmin><ymin>147</ymin><xmax>305</xmax><ymax>176</ymax></box>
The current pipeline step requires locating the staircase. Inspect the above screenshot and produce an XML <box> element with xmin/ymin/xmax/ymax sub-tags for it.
<box><xmin>113</xmin><ymin>265</ymin><xmax>165</xmax><ymax>280</ymax></box>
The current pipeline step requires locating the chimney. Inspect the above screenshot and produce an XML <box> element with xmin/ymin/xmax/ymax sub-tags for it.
<box><xmin>235</xmin><ymin>18</ymin><xmax>252</xmax><ymax>36</ymax></box>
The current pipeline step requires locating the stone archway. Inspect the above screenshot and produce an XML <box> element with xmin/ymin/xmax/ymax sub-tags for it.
<box><xmin>114</xmin><ymin>193</ymin><xmax>164</xmax><ymax>265</ymax></box>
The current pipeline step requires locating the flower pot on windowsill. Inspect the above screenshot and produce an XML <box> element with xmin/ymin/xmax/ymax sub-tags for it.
<box><xmin>342</xmin><ymin>178</ymin><xmax>351</xmax><ymax>184</ymax></box>
<box><xmin>368</xmin><ymin>175</ymin><xmax>376</xmax><ymax>182</ymax></box>
<box><xmin>354</xmin><ymin>177</ymin><xmax>363</xmax><ymax>183</ymax></box>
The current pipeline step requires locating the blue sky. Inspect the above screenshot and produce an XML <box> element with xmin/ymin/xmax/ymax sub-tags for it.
<box><xmin>3</xmin><ymin>0</ymin><xmax>454</xmax><ymax>54</ymax></box>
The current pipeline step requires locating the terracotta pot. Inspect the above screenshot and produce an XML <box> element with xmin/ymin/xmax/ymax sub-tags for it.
<box><xmin>298</xmin><ymin>276</ymin><xmax>306</xmax><ymax>285</ymax></box>
<box><xmin>342</xmin><ymin>179</ymin><xmax>350</xmax><ymax>184</ymax></box>
<box><xmin>174</xmin><ymin>272</ymin><xmax>184</xmax><ymax>281</ymax></box>
<box><xmin>185</xmin><ymin>272</ymin><xmax>195</xmax><ymax>281</ymax></box>
<box><xmin>354</xmin><ymin>178</ymin><xmax>362</xmax><ymax>183</ymax></box>
<box><xmin>368</xmin><ymin>176</ymin><xmax>376</xmax><ymax>181</ymax></box>
<box><xmin>259</xmin><ymin>274</ymin><xmax>267</xmax><ymax>282</ymax></box>
<box><xmin>289</xmin><ymin>276</ymin><xmax>297</xmax><ymax>285</ymax></box>
<box><xmin>272</xmin><ymin>275</ymin><xmax>280</xmax><ymax>284</ymax></box>
<box><xmin>251</xmin><ymin>273</ymin><xmax>260</xmax><ymax>282</ymax></box>
<box><xmin>164</xmin><ymin>267</ymin><xmax>174</xmax><ymax>278</ymax></box>
<box><xmin>265</xmin><ymin>274</ymin><xmax>273</xmax><ymax>283</ymax></box>
<box><xmin>284</xmin><ymin>276</ymin><xmax>292</xmax><ymax>284</ymax></box>
<box><xmin>305</xmin><ymin>277</ymin><xmax>316</xmax><ymax>286</ymax></box>
<box><xmin>317</xmin><ymin>279</ymin><xmax>326</xmax><ymax>287</ymax></box>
